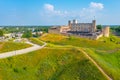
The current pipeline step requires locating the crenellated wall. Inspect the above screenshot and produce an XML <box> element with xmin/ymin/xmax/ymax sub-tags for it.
<box><xmin>69</xmin><ymin>20</ymin><xmax>96</xmax><ymax>33</ymax></box>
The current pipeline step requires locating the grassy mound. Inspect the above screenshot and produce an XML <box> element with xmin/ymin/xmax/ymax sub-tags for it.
<box><xmin>0</xmin><ymin>48</ymin><xmax>106</xmax><ymax>80</ymax></box>
<box><xmin>0</xmin><ymin>41</ymin><xmax>32</xmax><ymax>53</ymax></box>
<box><xmin>84</xmin><ymin>48</ymin><xmax>120</xmax><ymax>80</ymax></box>
<box><xmin>29</xmin><ymin>38</ymin><xmax>44</xmax><ymax>46</ymax></box>
<box><xmin>40</xmin><ymin>34</ymin><xmax>120</xmax><ymax>50</ymax></box>
<box><xmin>39</xmin><ymin>33</ymin><xmax>120</xmax><ymax>80</ymax></box>
<box><xmin>40</xmin><ymin>33</ymin><xmax>67</xmax><ymax>43</ymax></box>
<box><xmin>0</xmin><ymin>33</ymin><xmax>119</xmax><ymax>80</ymax></box>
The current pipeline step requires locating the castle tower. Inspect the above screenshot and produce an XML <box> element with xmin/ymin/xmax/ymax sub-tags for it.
<box><xmin>103</xmin><ymin>26</ymin><xmax>110</xmax><ymax>37</ymax></box>
<box><xmin>73</xmin><ymin>19</ymin><xmax>77</xmax><ymax>24</ymax></box>
<box><xmin>92</xmin><ymin>20</ymin><xmax>96</xmax><ymax>32</ymax></box>
<box><xmin>68</xmin><ymin>20</ymin><xmax>72</xmax><ymax>28</ymax></box>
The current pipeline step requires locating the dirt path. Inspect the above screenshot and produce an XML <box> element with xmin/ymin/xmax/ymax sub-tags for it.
<box><xmin>79</xmin><ymin>48</ymin><xmax>112</xmax><ymax>80</ymax></box>
<box><xmin>0</xmin><ymin>41</ymin><xmax>46</xmax><ymax>59</ymax></box>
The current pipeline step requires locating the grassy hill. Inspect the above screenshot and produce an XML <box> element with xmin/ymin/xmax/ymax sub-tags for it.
<box><xmin>0</xmin><ymin>41</ymin><xmax>32</xmax><ymax>53</ymax></box>
<box><xmin>39</xmin><ymin>33</ymin><xmax>120</xmax><ymax>80</ymax></box>
<box><xmin>84</xmin><ymin>48</ymin><xmax>120</xmax><ymax>80</ymax></box>
<box><xmin>40</xmin><ymin>34</ymin><xmax>120</xmax><ymax>50</ymax></box>
<box><xmin>40</xmin><ymin>33</ymin><xmax>67</xmax><ymax>43</ymax></box>
<box><xmin>0</xmin><ymin>48</ymin><xmax>106</xmax><ymax>80</ymax></box>
<box><xmin>29</xmin><ymin>38</ymin><xmax>44</xmax><ymax>46</ymax></box>
<box><xmin>0</xmin><ymin>33</ymin><xmax>119</xmax><ymax>80</ymax></box>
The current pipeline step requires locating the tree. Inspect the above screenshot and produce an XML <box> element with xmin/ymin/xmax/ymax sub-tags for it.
<box><xmin>33</xmin><ymin>32</ymin><xmax>39</xmax><ymax>37</ymax></box>
<box><xmin>0</xmin><ymin>29</ymin><xmax>3</xmax><ymax>37</ymax></box>
<box><xmin>97</xmin><ymin>25</ymin><xmax>102</xmax><ymax>30</ymax></box>
<box><xmin>115</xmin><ymin>26</ymin><xmax>120</xmax><ymax>32</ymax></box>
<box><xmin>22</xmin><ymin>30</ymin><xmax>32</xmax><ymax>38</ymax></box>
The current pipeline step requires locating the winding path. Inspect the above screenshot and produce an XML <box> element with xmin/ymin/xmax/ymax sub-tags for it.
<box><xmin>0</xmin><ymin>41</ymin><xmax>46</xmax><ymax>59</ymax></box>
<box><xmin>79</xmin><ymin>48</ymin><xmax>112</xmax><ymax>80</ymax></box>
<box><xmin>0</xmin><ymin>38</ymin><xmax>113</xmax><ymax>80</ymax></box>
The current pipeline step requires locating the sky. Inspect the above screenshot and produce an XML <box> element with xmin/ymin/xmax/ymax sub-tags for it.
<box><xmin>0</xmin><ymin>0</ymin><xmax>120</xmax><ymax>25</ymax></box>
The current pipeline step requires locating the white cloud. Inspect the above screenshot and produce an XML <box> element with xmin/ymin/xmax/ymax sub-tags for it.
<box><xmin>90</xmin><ymin>2</ymin><xmax>104</xmax><ymax>10</ymax></box>
<box><xmin>44</xmin><ymin>4</ymin><xmax>54</xmax><ymax>11</ymax></box>
<box><xmin>40</xmin><ymin>2</ymin><xmax>104</xmax><ymax>24</ymax></box>
<box><xmin>79</xmin><ymin>2</ymin><xmax>104</xmax><ymax>21</ymax></box>
<box><xmin>42</xmin><ymin>2</ymin><xmax>104</xmax><ymax>19</ymax></box>
<box><xmin>43</xmin><ymin>3</ymin><xmax>68</xmax><ymax>17</ymax></box>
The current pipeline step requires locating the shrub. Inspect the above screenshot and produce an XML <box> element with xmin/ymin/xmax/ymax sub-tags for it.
<box><xmin>13</xmin><ymin>68</ymin><xmax>19</xmax><ymax>73</ymax></box>
<box><xmin>23</xmin><ymin>67</ymin><xmax>27</xmax><ymax>71</ymax></box>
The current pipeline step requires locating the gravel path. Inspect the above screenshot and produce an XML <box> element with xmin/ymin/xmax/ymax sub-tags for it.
<box><xmin>0</xmin><ymin>41</ymin><xmax>46</xmax><ymax>59</ymax></box>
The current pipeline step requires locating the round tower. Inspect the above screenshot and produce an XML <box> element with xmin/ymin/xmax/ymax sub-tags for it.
<box><xmin>68</xmin><ymin>20</ymin><xmax>72</xmax><ymax>26</ymax></box>
<box><xmin>103</xmin><ymin>26</ymin><xmax>110</xmax><ymax>37</ymax></box>
<box><xmin>92</xmin><ymin>20</ymin><xmax>96</xmax><ymax>32</ymax></box>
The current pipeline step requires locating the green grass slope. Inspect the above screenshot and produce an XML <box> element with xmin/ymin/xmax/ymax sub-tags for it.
<box><xmin>29</xmin><ymin>38</ymin><xmax>44</xmax><ymax>46</ymax></box>
<box><xmin>84</xmin><ymin>47</ymin><xmax>120</xmax><ymax>80</ymax></box>
<box><xmin>0</xmin><ymin>48</ymin><xmax>106</xmax><ymax>80</ymax></box>
<box><xmin>40</xmin><ymin>33</ymin><xmax>120</xmax><ymax>80</ymax></box>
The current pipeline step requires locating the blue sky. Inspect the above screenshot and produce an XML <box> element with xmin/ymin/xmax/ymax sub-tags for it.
<box><xmin>0</xmin><ymin>0</ymin><xmax>119</xmax><ymax>25</ymax></box>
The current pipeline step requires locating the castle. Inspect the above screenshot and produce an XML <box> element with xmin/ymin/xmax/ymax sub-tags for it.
<box><xmin>48</xmin><ymin>20</ymin><xmax>109</xmax><ymax>40</ymax></box>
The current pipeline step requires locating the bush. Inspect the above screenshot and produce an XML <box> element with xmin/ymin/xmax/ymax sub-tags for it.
<box><xmin>23</xmin><ymin>67</ymin><xmax>27</xmax><ymax>71</ymax></box>
<box><xmin>22</xmin><ymin>30</ymin><xmax>32</xmax><ymax>38</ymax></box>
<box><xmin>13</xmin><ymin>68</ymin><xmax>19</xmax><ymax>73</ymax></box>
<box><xmin>0</xmin><ymin>29</ymin><xmax>3</xmax><ymax>37</ymax></box>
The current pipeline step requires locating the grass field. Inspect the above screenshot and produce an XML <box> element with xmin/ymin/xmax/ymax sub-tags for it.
<box><xmin>0</xmin><ymin>48</ymin><xmax>106</xmax><ymax>80</ymax></box>
<box><xmin>40</xmin><ymin>34</ymin><xmax>120</xmax><ymax>50</ymax></box>
<box><xmin>39</xmin><ymin>33</ymin><xmax>120</xmax><ymax>80</ymax></box>
<box><xmin>29</xmin><ymin>38</ymin><xmax>44</xmax><ymax>46</ymax></box>
<box><xmin>40</xmin><ymin>33</ymin><xmax>67</xmax><ymax>43</ymax></box>
<box><xmin>84</xmin><ymin>47</ymin><xmax>120</xmax><ymax>80</ymax></box>
<box><xmin>0</xmin><ymin>41</ymin><xmax>32</xmax><ymax>53</ymax></box>
<box><xmin>0</xmin><ymin>33</ymin><xmax>119</xmax><ymax>80</ymax></box>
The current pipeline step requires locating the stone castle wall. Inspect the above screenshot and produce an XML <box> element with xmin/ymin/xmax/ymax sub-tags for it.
<box><xmin>48</xmin><ymin>20</ymin><xmax>109</xmax><ymax>40</ymax></box>
<box><xmin>69</xmin><ymin>20</ymin><xmax>96</xmax><ymax>33</ymax></box>
<box><xmin>71</xmin><ymin>23</ymin><xmax>93</xmax><ymax>32</ymax></box>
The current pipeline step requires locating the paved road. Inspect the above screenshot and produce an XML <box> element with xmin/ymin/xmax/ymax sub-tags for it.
<box><xmin>0</xmin><ymin>41</ymin><xmax>46</xmax><ymax>59</ymax></box>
